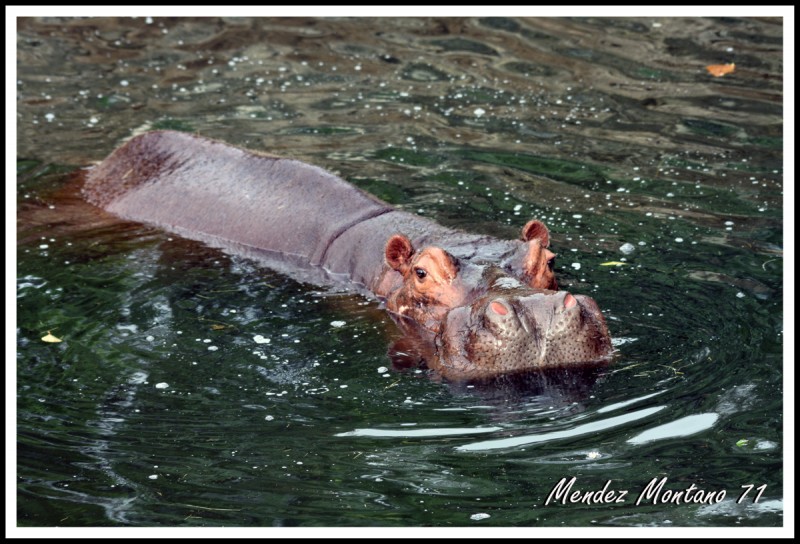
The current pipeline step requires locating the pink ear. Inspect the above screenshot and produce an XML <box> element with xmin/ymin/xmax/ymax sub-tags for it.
<box><xmin>521</xmin><ymin>219</ymin><xmax>550</xmax><ymax>248</ymax></box>
<box><xmin>385</xmin><ymin>234</ymin><xmax>414</xmax><ymax>273</ymax></box>
<box><xmin>523</xmin><ymin>242</ymin><xmax>558</xmax><ymax>291</ymax></box>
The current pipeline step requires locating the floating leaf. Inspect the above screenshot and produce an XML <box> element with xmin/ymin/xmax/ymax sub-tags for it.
<box><xmin>600</xmin><ymin>261</ymin><xmax>628</xmax><ymax>267</ymax></box>
<box><xmin>736</xmin><ymin>438</ymin><xmax>749</xmax><ymax>447</ymax></box>
<box><xmin>41</xmin><ymin>332</ymin><xmax>62</xmax><ymax>343</ymax></box>
<box><xmin>706</xmin><ymin>63</ymin><xmax>735</xmax><ymax>77</ymax></box>
<box><xmin>211</xmin><ymin>324</ymin><xmax>227</xmax><ymax>331</ymax></box>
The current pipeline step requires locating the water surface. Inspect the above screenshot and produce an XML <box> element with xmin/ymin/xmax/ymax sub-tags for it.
<box><xmin>15</xmin><ymin>16</ymin><xmax>785</xmax><ymax>529</ymax></box>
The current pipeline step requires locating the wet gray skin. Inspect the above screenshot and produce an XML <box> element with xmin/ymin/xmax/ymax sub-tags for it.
<box><xmin>432</xmin><ymin>273</ymin><xmax>613</xmax><ymax>381</ymax></box>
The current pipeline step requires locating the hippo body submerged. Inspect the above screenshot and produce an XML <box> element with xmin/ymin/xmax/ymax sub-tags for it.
<box><xmin>83</xmin><ymin>131</ymin><xmax>612</xmax><ymax>380</ymax></box>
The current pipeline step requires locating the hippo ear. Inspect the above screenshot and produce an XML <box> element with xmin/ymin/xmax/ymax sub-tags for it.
<box><xmin>523</xmin><ymin>243</ymin><xmax>558</xmax><ymax>291</ymax></box>
<box><xmin>521</xmin><ymin>219</ymin><xmax>550</xmax><ymax>248</ymax></box>
<box><xmin>385</xmin><ymin>234</ymin><xmax>414</xmax><ymax>274</ymax></box>
<box><xmin>521</xmin><ymin>220</ymin><xmax>557</xmax><ymax>291</ymax></box>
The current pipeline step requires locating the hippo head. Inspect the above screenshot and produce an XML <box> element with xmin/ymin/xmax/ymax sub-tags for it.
<box><xmin>432</xmin><ymin>285</ymin><xmax>613</xmax><ymax>381</ymax></box>
<box><xmin>385</xmin><ymin>261</ymin><xmax>613</xmax><ymax>381</ymax></box>
<box><xmin>382</xmin><ymin>219</ymin><xmax>557</xmax><ymax>333</ymax></box>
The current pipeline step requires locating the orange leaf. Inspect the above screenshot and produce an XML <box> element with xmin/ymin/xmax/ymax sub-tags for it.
<box><xmin>706</xmin><ymin>63</ymin><xmax>735</xmax><ymax>77</ymax></box>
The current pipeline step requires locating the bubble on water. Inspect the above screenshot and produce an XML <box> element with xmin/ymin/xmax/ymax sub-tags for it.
<box><xmin>265</xmin><ymin>415</ymin><xmax>274</xmax><ymax>421</ymax></box>
<box><xmin>44</xmin><ymin>113</ymin><xmax>55</xmax><ymax>122</ymax></box>
<box><xmin>253</xmin><ymin>335</ymin><xmax>271</xmax><ymax>344</ymax></box>
<box><xmin>754</xmin><ymin>440</ymin><xmax>777</xmax><ymax>450</ymax></box>
<box><xmin>129</xmin><ymin>371</ymin><xmax>148</xmax><ymax>384</ymax></box>
<box><xmin>470</xmin><ymin>513</ymin><xmax>490</xmax><ymax>521</ymax></box>
<box><xmin>207</xmin><ymin>345</ymin><xmax>219</xmax><ymax>351</ymax></box>
<box><xmin>571</xmin><ymin>262</ymin><xmax>581</xmax><ymax>270</ymax></box>
<box><xmin>155</xmin><ymin>382</ymin><xmax>169</xmax><ymax>389</ymax></box>
<box><xmin>148</xmin><ymin>474</ymin><xmax>158</xmax><ymax>480</ymax></box>
<box><xmin>619</xmin><ymin>243</ymin><xmax>635</xmax><ymax>255</ymax></box>
<box><xmin>330</xmin><ymin>320</ymin><xmax>346</xmax><ymax>328</ymax></box>
<box><xmin>473</xmin><ymin>107</ymin><xmax>486</xmax><ymax>117</ymax></box>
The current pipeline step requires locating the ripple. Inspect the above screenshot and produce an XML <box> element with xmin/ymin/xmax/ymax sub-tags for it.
<box><xmin>336</xmin><ymin>426</ymin><xmax>502</xmax><ymax>439</ymax></box>
<box><xmin>626</xmin><ymin>413</ymin><xmax>720</xmax><ymax>445</ymax></box>
<box><xmin>457</xmin><ymin>406</ymin><xmax>665</xmax><ymax>452</ymax></box>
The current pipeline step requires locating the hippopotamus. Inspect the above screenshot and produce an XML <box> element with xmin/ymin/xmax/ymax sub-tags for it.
<box><xmin>82</xmin><ymin>130</ymin><xmax>612</xmax><ymax>380</ymax></box>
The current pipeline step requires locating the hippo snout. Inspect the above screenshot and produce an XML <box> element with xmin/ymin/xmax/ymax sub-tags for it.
<box><xmin>487</xmin><ymin>291</ymin><xmax>577</xmax><ymax>322</ymax></box>
<box><xmin>432</xmin><ymin>290</ymin><xmax>613</xmax><ymax>381</ymax></box>
<box><xmin>483</xmin><ymin>291</ymin><xmax>579</xmax><ymax>338</ymax></box>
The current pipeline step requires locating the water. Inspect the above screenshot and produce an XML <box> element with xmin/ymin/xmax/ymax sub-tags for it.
<box><xmin>14</xmin><ymin>16</ymin><xmax>786</xmax><ymax>531</ymax></box>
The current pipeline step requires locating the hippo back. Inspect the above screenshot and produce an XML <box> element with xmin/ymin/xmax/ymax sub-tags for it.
<box><xmin>83</xmin><ymin>130</ymin><xmax>393</xmax><ymax>272</ymax></box>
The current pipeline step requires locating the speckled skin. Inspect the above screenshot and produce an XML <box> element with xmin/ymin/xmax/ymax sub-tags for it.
<box><xmin>435</xmin><ymin>286</ymin><xmax>612</xmax><ymax>380</ymax></box>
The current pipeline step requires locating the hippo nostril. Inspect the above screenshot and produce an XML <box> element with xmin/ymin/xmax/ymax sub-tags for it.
<box><xmin>490</xmin><ymin>300</ymin><xmax>509</xmax><ymax>316</ymax></box>
<box><xmin>564</xmin><ymin>293</ymin><xmax>577</xmax><ymax>310</ymax></box>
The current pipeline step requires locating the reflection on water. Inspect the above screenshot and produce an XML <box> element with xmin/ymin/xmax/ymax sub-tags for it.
<box><xmin>336</xmin><ymin>426</ymin><xmax>502</xmax><ymax>438</ymax></box>
<box><xmin>457</xmin><ymin>406</ymin><xmax>666</xmax><ymax>452</ymax></box>
<box><xmin>16</xmin><ymin>16</ymin><xmax>784</xmax><ymax>528</ymax></box>
<box><xmin>627</xmin><ymin>412</ymin><xmax>719</xmax><ymax>445</ymax></box>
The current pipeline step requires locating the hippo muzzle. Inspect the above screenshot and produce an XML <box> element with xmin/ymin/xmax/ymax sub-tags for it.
<box><xmin>432</xmin><ymin>289</ymin><xmax>613</xmax><ymax>381</ymax></box>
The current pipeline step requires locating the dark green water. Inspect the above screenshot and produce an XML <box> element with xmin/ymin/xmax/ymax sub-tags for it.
<box><xmin>15</xmin><ymin>16</ymin><xmax>785</xmax><ymax>530</ymax></box>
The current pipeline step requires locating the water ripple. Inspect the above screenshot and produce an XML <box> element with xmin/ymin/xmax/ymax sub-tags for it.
<box><xmin>457</xmin><ymin>406</ymin><xmax>665</xmax><ymax>452</ymax></box>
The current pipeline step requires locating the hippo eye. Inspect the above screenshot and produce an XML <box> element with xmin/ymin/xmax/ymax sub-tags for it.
<box><xmin>547</xmin><ymin>257</ymin><xmax>555</xmax><ymax>270</ymax></box>
<box><xmin>414</xmin><ymin>268</ymin><xmax>427</xmax><ymax>280</ymax></box>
